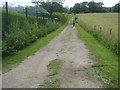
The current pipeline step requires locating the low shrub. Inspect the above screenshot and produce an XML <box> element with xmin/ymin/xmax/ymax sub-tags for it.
<box><xmin>2</xmin><ymin>10</ymin><xmax>67</xmax><ymax>56</ymax></box>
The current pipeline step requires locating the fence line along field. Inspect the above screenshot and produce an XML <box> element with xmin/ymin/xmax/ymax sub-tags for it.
<box><xmin>2</xmin><ymin>9</ymin><xmax>67</xmax><ymax>57</ymax></box>
<box><xmin>77</xmin><ymin>13</ymin><xmax>118</xmax><ymax>54</ymax></box>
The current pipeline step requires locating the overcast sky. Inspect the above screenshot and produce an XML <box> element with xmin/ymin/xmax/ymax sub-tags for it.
<box><xmin>64</xmin><ymin>0</ymin><xmax>119</xmax><ymax>7</ymax></box>
<box><xmin>1</xmin><ymin>0</ymin><xmax>119</xmax><ymax>7</ymax></box>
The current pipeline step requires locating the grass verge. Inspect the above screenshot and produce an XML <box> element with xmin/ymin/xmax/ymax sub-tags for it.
<box><xmin>39</xmin><ymin>79</ymin><xmax>61</xmax><ymax>88</ymax></box>
<box><xmin>47</xmin><ymin>59</ymin><xmax>62</xmax><ymax>76</ymax></box>
<box><xmin>76</xmin><ymin>24</ymin><xmax>118</xmax><ymax>88</ymax></box>
<box><xmin>2</xmin><ymin>15</ymin><xmax>71</xmax><ymax>73</ymax></box>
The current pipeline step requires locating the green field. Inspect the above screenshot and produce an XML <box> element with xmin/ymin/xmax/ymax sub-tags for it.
<box><xmin>76</xmin><ymin>24</ymin><xmax>118</xmax><ymax>88</ymax></box>
<box><xmin>77</xmin><ymin>13</ymin><xmax>118</xmax><ymax>38</ymax></box>
<box><xmin>76</xmin><ymin>13</ymin><xmax>119</xmax><ymax>88</ymax></box>
<box><xmin>77</xmin><ymin>13</ymin><xmax>118</xmax><ymax>54</ymax></box>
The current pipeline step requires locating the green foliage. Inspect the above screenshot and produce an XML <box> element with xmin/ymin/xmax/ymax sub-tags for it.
<box><xmin>71</xmin><ymin>1</ymin><xmax>105</xmax><ymax>13</ymax></box>
<box><xmin>52</xmin><ymin>13</ymin><xmax>67</xmax><ymax>24</ymax></box>
<box><xmin>39</xmin><ymin>79</ymin><xmax>61</xmax><ymax>88</ymax></box>
<box><xmin>77</xmin><ymin>13</ymin><xmax>119</xmax><ymax>55</ymax></box>
<box><xmin>112</xmin><ymin>3</ymin><xmax>120</xmax><ymax>12</ymax></box>
<box><xmin>71</xmin><ymin>1</ymin><xmax>119</xmax><ymax>13</ymax></box>
<box><xmin>2</xmin><ymin>10</ymin><xmax>67</xmax><ymax>56</ymax></box>
<box><xmin>2</xmin><ymin>14</ymin><xmax>70</xmax><ymax>73</ymax></box>
<box><xmin>40</xmin><ymin>2</ymin><xmax>67</xmax><ymax>14</ymax></box>
<box><xmin>72</xmin><ymin>3</ymin><xmax>81</xmax><ymax>13</ymax></box>
<box><xmin>47</xmin><ymin>59</ymin><xmax>62</xmax><ymax>76</ymax></box>
<box><xmin>88</xmin><ymin>1</ymin><xmax>104</xmax><ymax>13</ymax></box>
<box><xmin>76</xmin><ymin>24</ymin><xmax>118</xmax><ymax>88</ymax></box>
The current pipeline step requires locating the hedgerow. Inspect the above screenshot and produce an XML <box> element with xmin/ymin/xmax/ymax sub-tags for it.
<box><xmin>2</xmin><ymin>10</ymin><xmax>67</xmax><ymax>56</ymax></box>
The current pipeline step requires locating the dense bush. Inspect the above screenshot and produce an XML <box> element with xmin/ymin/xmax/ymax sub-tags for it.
<box><xmin>2</xmin><ymin>10</ymin><xmax>67</xmax><ymax>56</ymax></box>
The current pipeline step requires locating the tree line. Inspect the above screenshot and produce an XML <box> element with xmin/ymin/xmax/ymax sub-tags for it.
<box><xmin>38</xmin><ymin>1</ymin><xmax>119</xmax><ymax>14</ymax></box>
<box><xmin>2</xmin><ymin>1</ymin><xmax>119</xmax><ymax>15</ymax></box>
<box><xmin>40</xmin><ymin>2</ymin><xmax>67</xmax><ymax>14</ymax></box>
<box><xmin>70</xmin><ymin>1</ymin><xmax>120</xmax><ymax>13</ymax></box>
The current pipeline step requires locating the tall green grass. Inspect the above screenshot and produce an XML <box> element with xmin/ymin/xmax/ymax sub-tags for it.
<box><xmin>76</xmin><ymin>24</ymin><xmax>118</xmax><ymax>88</ymax></box>
<box><xmin>77</xmin><ymin>13</ymin><xmax>119</xmax><ymax>55</ymax></box>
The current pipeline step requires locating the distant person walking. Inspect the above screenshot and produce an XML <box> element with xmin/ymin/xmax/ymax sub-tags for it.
<box><xmin>72</xmin><ymin>17</ymin><xmax>78</xmax><ymax>27</ymax></box>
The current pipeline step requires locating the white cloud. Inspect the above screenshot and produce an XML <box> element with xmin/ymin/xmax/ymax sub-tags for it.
<box><xmin>63</xmin><ymin>0</ymin><xmax>119</xmax><ymax>7</ymax></box>
<box><xmin>103</xmin><ymin>0</ymin><xmax>119</xmax><ymax>7</ymax></box>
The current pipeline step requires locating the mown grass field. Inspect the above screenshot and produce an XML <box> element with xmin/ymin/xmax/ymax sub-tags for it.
<box><xmin>77</xmin><ymin>13</ymin><xmax>118</xmax><ymax>54</ymax></box>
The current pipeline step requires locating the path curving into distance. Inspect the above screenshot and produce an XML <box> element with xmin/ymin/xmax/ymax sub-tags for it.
<box><xmin>2</xmin><ymin>21</ymin><xmax>102</xmax><ymax>88</ymax></box>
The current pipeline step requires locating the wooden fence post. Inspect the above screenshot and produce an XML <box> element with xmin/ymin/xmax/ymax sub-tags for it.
<box><xmin>94</xmin><ymin>25</ymin><xmax>96</xmax><ymax>30</ymax></box>
<box><xmin>110</xmin><ymin>29</ymin><xmax>112</xmax><ymax>34</ymax></box>
<box><xmin>100</xmin><ymin>27</ymin><xmax>102</xmax><ymax>32</ymax></box>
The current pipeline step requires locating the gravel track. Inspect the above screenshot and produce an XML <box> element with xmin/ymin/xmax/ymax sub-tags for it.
<box><xmin>2</xmin><ymin>23</ymin><xmax>102</xmax><ymax>88</ymax></box>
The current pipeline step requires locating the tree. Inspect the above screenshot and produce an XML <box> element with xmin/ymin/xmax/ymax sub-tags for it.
<box><xmin>40</xmin><ymin>2</ymin><xmax>67</xmax><ymax>14</ymax></box>
<box><xmin>72</xmin><ymin>3</ymin><xmax>81</xmax><ymax>13</ymax></box>
<box><xmin>96</xmin><ymin>2</ymin><xmax>104</xmax><ymax>12</ymax></box>
<box><xmin>80</xmin><ymin>2</ymin><xmax>89</xmax><ymax>13</ymax></box>
<box><xmin>69</xmin><ymin>7</ymin><xmax>73</xmax><ymax>13</ymax></box>
<box><xmin>88</xmin><ymin>1</ymin><xmax>104</xmax><ymax>13</ymax></box>
<box><xmin>88</xmin><ymin>1</ymin><xmax>96</xmax><ymax>13</ymax></box>
<box><xmin>112</xmin><ymin>3</ymin><xmax>120</xmax><ymax>12</ymax></box>
<box><xmin>102</xmin><ymin>7</ymin><xmax>112</xmax><ymax>12</ymax></box>
<box><xmin>71</xmin><ymin>1</ymin><xmax>105</xmax><ymax>13</ymax></box>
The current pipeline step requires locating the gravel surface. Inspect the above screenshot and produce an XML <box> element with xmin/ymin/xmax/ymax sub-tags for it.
<box><xmin>2</xmin><ymin>23</ymin><xmax>102</xmax><ymax>88</ymax></box>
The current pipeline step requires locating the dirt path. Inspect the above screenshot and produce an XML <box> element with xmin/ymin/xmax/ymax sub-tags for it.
<box><xmin>2</xmin><ymin>23</ymin><xmax>102</xmax><ymax>88</ymax></box>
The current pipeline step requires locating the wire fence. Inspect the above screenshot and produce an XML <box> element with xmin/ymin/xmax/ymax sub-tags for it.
<box><xmin>2</xmin><ymin>1</ymin><xmax>62</xmax><ymax>38</ymax></box>
<box><xmin>2</xmin><ymin>1</ymin><xmax>56</xmax><ymax>19</ymax></box>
